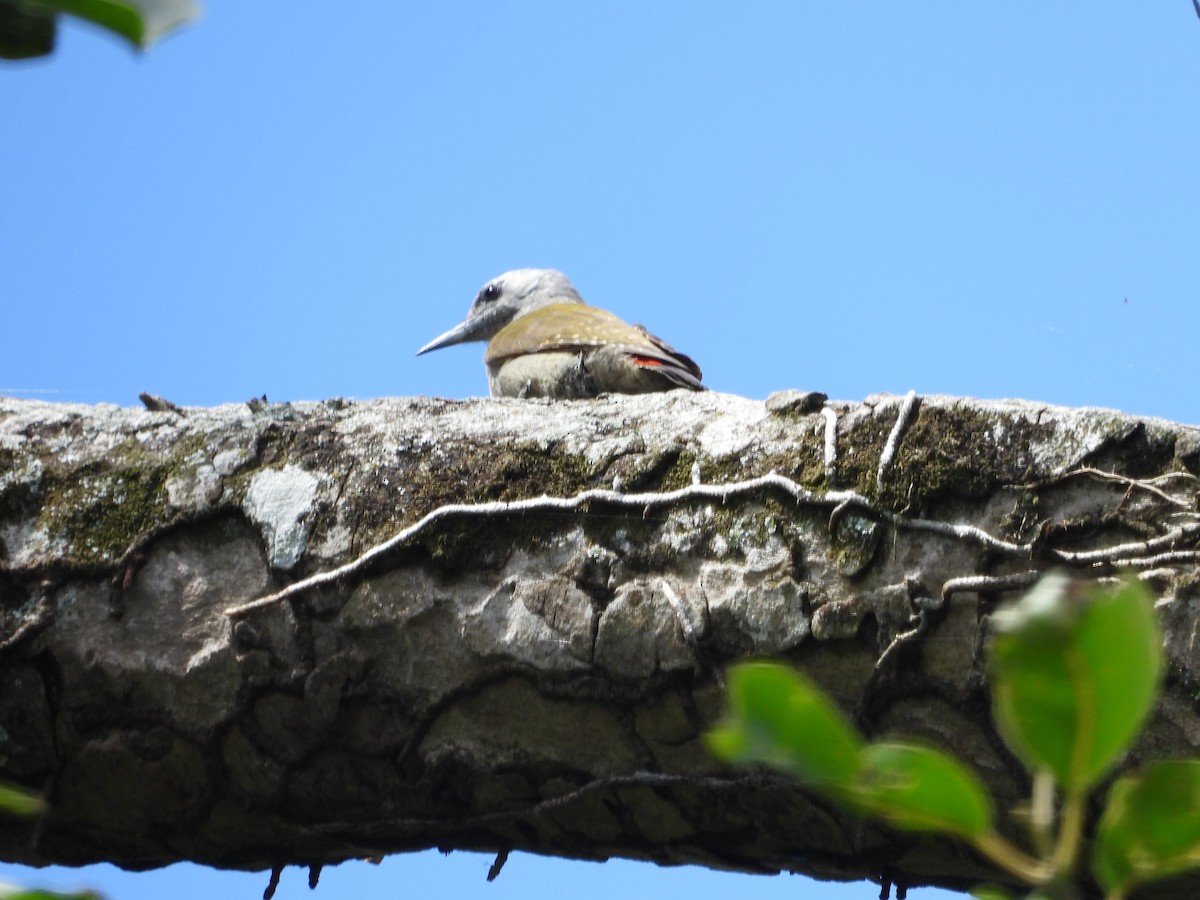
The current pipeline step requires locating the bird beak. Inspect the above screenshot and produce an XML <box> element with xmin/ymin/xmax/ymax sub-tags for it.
<box><xmin>416</xmin><ymin>317</ymin><xmax>479</xmax><ymax>355</ymax></box>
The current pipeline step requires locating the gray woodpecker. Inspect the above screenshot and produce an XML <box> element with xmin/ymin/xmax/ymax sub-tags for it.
<box><xmin>417</xmin><ymin>269</ymin><xmax>706</xmax><ymax>399</ymax></box>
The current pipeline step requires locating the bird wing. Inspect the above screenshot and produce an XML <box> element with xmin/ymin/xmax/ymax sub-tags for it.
<box><xmin>485</xmin><ymin>303</ymin><xmax>704</xmax><ymax>388</ymax></box>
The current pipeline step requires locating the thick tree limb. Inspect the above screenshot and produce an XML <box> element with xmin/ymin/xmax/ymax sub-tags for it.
<box><xmin>1</xmin><ymin>391</ymin><xmax>1198</xmax><ymax>897</ymax></box>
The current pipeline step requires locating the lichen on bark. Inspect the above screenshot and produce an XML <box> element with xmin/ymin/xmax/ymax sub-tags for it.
<box><xmin>0</xmin><ymin>392</ymin><xmax>1198</xmax><ymax>898</ymax></box>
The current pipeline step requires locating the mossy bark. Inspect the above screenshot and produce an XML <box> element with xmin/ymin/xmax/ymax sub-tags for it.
<box><xmin>1</xmin><ymin>392</ymin><xmax>1198</xmax><ymax>898</ymax></box>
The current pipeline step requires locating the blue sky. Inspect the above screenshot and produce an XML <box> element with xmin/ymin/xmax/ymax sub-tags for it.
<box><xmin>3</xmin><ymin>3</ymin><xmax>1199</xmax><ymax>899</ymax></box>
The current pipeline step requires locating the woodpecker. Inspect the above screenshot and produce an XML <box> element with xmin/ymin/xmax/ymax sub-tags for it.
<box><xmin>417</xmin><ymin>269</ymin><xmax>706</xmax><ymax>399</ymax></box>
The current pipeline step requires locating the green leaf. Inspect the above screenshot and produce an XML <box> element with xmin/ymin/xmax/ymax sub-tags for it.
<box><xmin>1093</xmin><ymin>759</ymin><xmax>1200</xmax><ymax>894</ymax></box>
<box><xmin>855</xmin><ymin>742</ymin><xmax>994</xmax><ymax>839</ymax></box>
<box><xmin>969</xmin><ymin>887</ymin><xmax>1019</xmax><ymax>900</ymax></box>
<box><xmin>20</xmin><ymin>0</ymin><xmax>196</xmax><ymax>48</ymax></box>
<box><xmin>0</xmin><ymin>891</ymin><xmax>102</xmax><ymax>900</ymax></box>
<box><xmin>705</xmin><ymin>661</ymin><xmax>863</xmax><ymax>789</ymax></box>
<box><xmin>989</xmin><ymin>573</ymin><xmax>1161</xmax><ymax>791</ymax></box>
<box><xmin>0</xmin><ymin>781</ymin><xmax>46</xmax><ymax>816</ymax></box>
<box><xmin>0</xmin><ymin>1</ymin><xmax>57</xmax><ymax>59</ymax></box>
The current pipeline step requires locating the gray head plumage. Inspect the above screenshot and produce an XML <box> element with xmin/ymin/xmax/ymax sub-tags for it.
<box><xmin>417</xmin><ymin>269</ymin><xmax>584</xmax><ymax>354</ymax></box>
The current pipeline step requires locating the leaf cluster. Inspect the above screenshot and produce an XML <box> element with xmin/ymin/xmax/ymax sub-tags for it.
<box><xmin>1</xmin><ymin>0</ymin><xmax>196</xmax><ymax>59</ymax></box>
<box><xmin>707</xmin><ymin>574</ymin><xmax>1200</xmax><ymax>900</ymax></box>
<box><xmin>0</xmin><ymin>782</ymin><xmax>101</xmax><ymax>900</ymax></box>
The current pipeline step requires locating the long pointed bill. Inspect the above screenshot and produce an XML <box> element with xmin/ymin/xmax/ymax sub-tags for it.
<box><xmin>416</xmin><ymin>318</ymin><xmax>480</xmax><ymax>355</ymax></box>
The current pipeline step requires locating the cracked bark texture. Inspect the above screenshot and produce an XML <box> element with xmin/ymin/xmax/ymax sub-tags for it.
<box><xmin>1</xmin><ymin>391</ymin><xmax>1199</xmax><ymax>898</ymax></box>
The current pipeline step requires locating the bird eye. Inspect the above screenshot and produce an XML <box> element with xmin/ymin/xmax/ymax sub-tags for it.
<box><xmin>480</xmin><ymin>284</ymin><xmax>502</xmax><ymax>303</ymax></box>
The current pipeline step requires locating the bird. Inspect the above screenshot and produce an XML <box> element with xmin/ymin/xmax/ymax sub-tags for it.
<box><xmin>417</xmin><ymin>269</ymin><xmax>705</xmax><ymax>399</ymax></box>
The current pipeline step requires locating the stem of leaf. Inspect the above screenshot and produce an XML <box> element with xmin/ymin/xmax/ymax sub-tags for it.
<box><xmin>1049</xmin><ymin>789</ymin><xmax>1086</xmax><ymax>878</ymax></box>
<box><xmin>1031</xmin><ymin>769</ymin><xmax>1055</xmax><ymax>858</ymax></box>
<box><xmin>973</xmin><ymin>831</ymin><xmax>1050</xmax><ymax>885</ymax></box>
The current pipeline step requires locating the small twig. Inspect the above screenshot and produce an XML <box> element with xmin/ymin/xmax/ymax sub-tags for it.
<box><xmin>874</xmin><ymin>614</ymin><xmax>927</xmax><ymax>677</ymax></box>
<box><xmin>308</xmin><ymin>864</ymin><xmax>322</xmax><ymax>889</ymax></box>
<box><xmin>856</xmin><ymin>578</ymin><xmax>943</xmax><ymax>725</ymax></box>
<box><xmin>941</xmin><ymin>571</ymin><xmax>1041</xmax><ymax>603</ymax></box>
<box><xmin>877</xmin><ymin>391</ymin><xmax>920</xmax><ymax>494</ymax></box>
<box><xmin>826</xmin><ymin>497</ymin><xmax>874</xmax><ymax>548</ymax></box>
<box><xmin>1078</xmin><ymin>466</ymin><xmax>1197</xmax><ymax>509</ymax></box>
<box><xmin>898</xmin><ymin>515</ymin><xmax>1030</xmax><ymax>556</ymax></box>
<box><xmin>1024</xmin><ymin>466</ymin><xmax>1197</xmax><ymax>510</ymax></box>
<box><xmin>659</xmin><ymin>578</ymin><xmax>702</xmax><ymax>646</ymax></box>
<box><xmin>1050</xmin><ymin>523</ymin><xmax>1200</xmax><ymax>565</ymax></box>
<box><xmin>1111</xmin><ymin>549</ymin><xmax>1200</xmax><ymax>569</ymax></box>
<box><xmin>225</xmin><ymin>473</ymin><xmax>1039</xmax><ymax>617</ymax></box>
<box><xmin>821</xmin><ymin>406</ymin><xmax>839</xmax><ymax>486</ymax></box>
<box><xmin>857</xmin><ymin>610</ymin><xmax>927</xmax><ymax>726</ymax></box>
<box><xmin>263</xmin><ymin>865</ymin><xmax>282</xmax><ymax>900</ymax></box>
<box><xmin>486</xmin><ymin>847</ymin><xmax>511</xmax><ymax>881</ymax></box>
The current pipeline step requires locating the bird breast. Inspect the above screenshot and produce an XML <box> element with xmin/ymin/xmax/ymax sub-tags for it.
<box><xmin>487</xmin><ymin>352</ymin><xmax>594</xmax><ymax>399</ymax></box>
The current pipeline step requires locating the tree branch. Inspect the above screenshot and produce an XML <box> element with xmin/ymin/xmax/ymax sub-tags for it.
<box><xmin>1</xmin><ymin>391</ymin><xmax>1198</xmax><ymax>898</ymax></box>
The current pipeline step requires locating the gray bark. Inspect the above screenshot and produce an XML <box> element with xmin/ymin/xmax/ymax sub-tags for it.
<box><xmin>0</xmin><ymin>391</ymin><xmax>1198</xmax><ymax>897</ymax></box>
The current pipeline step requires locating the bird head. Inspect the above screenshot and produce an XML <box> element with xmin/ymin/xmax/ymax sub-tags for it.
<box><xmin>417</xmin><ymin>269</ymin><xmax>585</xmax><ymax>355</ymax></box>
